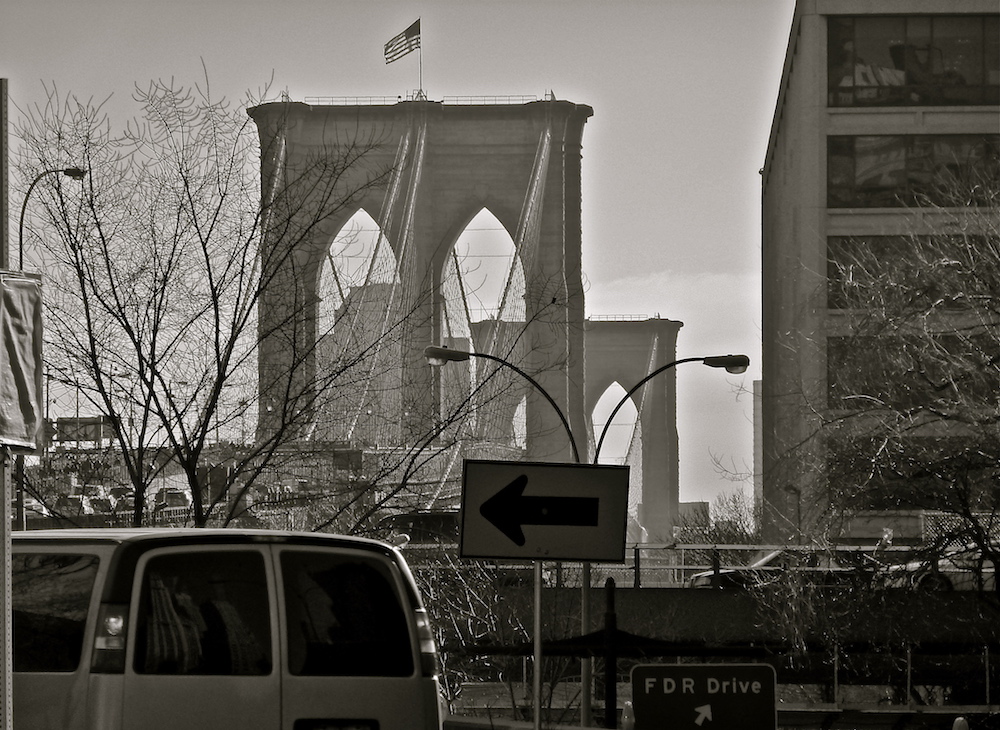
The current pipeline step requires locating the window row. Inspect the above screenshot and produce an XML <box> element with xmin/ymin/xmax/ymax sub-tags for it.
<box><xmin>828</xmin><ymin>15</ymin><xmax>1000</xmax><ymax>107</ymax></box>
<box><xmin>827</xmin><ymin>234</ymin><xmax>1000</xmax><ymax>310</ymax></box>
<box><xmin>828</xmin><ymin>134</ymin><xmax>999</xmax><ymax>208</ymax></box>
<box><xmin>825</xmin><ymin>434</ymin><xmax>1000</xmax><ymax>512</ymax></box>
<box><xmin>826</xmin><ymin>333</ymin><xmax>1000</xmax><ymax>412</ymax></box>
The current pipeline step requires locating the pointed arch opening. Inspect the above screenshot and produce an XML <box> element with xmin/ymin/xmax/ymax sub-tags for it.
<box><xmin>439</xmin><ymin>208</ymin><xmax>527</xmax><ymax>449</ymax></box>
<box><xmin>441</xmin><ymin>208</ymin><xmax>525</xmax><ymax>343</ymax></box>
<box><xmin>594</xmin><ymin>382</ymin><xmax>643</xmax><ymax>535</ymax></box>
<box><xmin>317</xmin><ymin>209</ymin><xmax>399</xmax><ymax>331</ymax></box>
<box><xmin>313</xmin><ymin>209</ymin><xmax>402</xmax><ymax>444</ymax></box>
<box><xmin>592</xmin><ymin>383</ymin><xmax>638</xmax><ymax>465</ymax></box>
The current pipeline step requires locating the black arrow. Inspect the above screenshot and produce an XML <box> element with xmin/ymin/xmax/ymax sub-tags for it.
<box><xmin>480</xmin><ymin>474</ymin><xmax>600</xmax><ymax>546</ymax></box>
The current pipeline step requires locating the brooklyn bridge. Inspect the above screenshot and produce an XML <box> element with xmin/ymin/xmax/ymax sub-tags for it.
<box><xmin>249</xmin><ymin>96</ymin><xmax>686</xmax><ymax>542</ymax></box>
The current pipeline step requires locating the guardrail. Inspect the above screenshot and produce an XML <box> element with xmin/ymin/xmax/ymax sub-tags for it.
<box><xmin>403</xmin><ymin>542</ymin><xmax>908</xmax><ymax>588</ymax></box>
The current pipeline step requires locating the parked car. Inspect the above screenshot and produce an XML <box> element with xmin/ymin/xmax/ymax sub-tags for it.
<box><xmin>884</xmin><ymin>544</ymin><xmax>997</xmax><ymax>591</ymax></box>
<box><xmin>12</xmin><ymin>528</ymin><xmax>443</xmax><ymax>730</ymax></box>
<box><xmin>89</xmin><ymin>497</ymin><xmax>115</xmax><ymax>514</ymax></box>
<box><xmin>113</xmin><ymin>495</ymin><xmax>136</xmax><ymax>517</ymax></box>
<box><xmin>53</xmin><ymin>495</ymin><xmax>95</xmax><ymax>516</ymax></box>
<box><xmin>688</xmin><ymin>549</ymin><xmax>785</xmax><ymax>589</ymax></box>
<box><xmin>687</xmin><ymin>548</ymin><xmax>865</xmax><ymax>589</ymax></box>
<box><xmin>20</xmin><ymin>497</ymin><xmax>50</xmax><ymax>518</ymax></box>
<box><xmin>154</xmin><ymin>488</ymin><xmax>191</xmax><ymax>510</ymax></box>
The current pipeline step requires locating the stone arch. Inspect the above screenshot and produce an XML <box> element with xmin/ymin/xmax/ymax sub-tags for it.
<box><xmin>316</xmin><ymin>208</ymin><xmax>399</xmax><ymax>328</ymax></box>
<box><xmin>309</xmin><ymin>208</ymin><xmax>405</xmax><ymax>445</ymax></box>
<box><xmin>443</xmin><ymin>207</ymin><xmax>525</xmax><ymax>325</ymax></box>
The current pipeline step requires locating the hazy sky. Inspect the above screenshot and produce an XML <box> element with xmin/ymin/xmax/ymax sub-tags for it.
<box><xmin>3</xmin><ymin>0</ymin><xmax>796</xmax><ymax>506</ymax></box>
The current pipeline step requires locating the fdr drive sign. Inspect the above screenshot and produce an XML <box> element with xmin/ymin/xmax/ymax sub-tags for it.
<box><xmin>631</xmin><ymin>664</ymin><xmax>776</xmax><ymax>730</ymax></box>
<box><xmin>460</xmin><ymin>459</ymin><xmax>629</xmax><ymax>562</ymax></box>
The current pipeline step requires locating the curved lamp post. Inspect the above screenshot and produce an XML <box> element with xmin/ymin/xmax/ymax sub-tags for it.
<box><xmin>593</xmin><ymin>354</ymin><xmax>750</xmax><ymax>464</ymax></box>
<box><xmin>587</xmin><ymin>352</ymin><xmax>747</xmax><ymax>727</ymax></box>
<box><xmin>17</xmin><ymin>166</ymin><xmax>87</xmax><ymax>269</ymax></box>
<box><xmin>12</xmin><ymin>166</ymin><xmax>87</xmax><ymax>531</ymax></box>
<box><xmin>424</xmin><ymin>345</ymin><xmax>581</xmax><ymax>463</ymax></box>
<box><xmin>425</xmin><ymin>343</ymin><xmax>582</xmax><ymax>730</ymax></box>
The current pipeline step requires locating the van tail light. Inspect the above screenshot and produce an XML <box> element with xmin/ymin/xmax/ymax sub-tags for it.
<box><xmin>413</xmin><ymin>608</ymin><xmax>439</xmax><ymax>678</ymax></box>
<box><xmin>92</xmin><ymin>603</ymin><xmax>129</xmax><ymax>673</ymax></box>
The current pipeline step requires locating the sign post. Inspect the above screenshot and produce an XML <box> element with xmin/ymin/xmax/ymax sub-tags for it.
<box><xmin>631</xmin><ymin>664</ymin><xmax>777</xmax><ymax>730</ymax></box>
<box><xmin>461</xmin><ymin>459</ymin><xmax>629</xmax><ymax>730</ymax></box>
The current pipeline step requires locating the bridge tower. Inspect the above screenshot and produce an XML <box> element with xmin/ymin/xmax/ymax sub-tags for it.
<box><xmin>249</xmin><ymin>99</ymin><xmax>592</xmax><ymax>464</ymax></box>
<box><xmin>585</xmin><ymin>318</ymin><xmax>683</xmax><ymax>541</ymax></box>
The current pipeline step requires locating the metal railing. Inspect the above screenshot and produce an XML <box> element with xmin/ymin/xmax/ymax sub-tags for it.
<box><xmin>303</xmin><ymin>94</ymin><xmax>542</xmax><ymax>107</ymax></box>
<box><xmin>586</xmin><ymin>314</ymin><xmax>652</xmax><ymax>322</ymax></box>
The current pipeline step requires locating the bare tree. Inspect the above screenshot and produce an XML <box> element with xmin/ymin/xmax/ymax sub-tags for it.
<box><xmin>745</xmin><ymin>143</ymin><xmax>1000</xmax><ymax>708</ymax></box>
<box><xmin>820</xmin><ymin>147</ymin><xmax>1000</xmax><ymax>582</ymax></box>
<box><xmin>14</xmin><ymin>76</ymin><xmax>409</xmax><ymax>526</ymax></box>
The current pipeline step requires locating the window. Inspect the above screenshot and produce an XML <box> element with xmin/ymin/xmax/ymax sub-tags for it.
<box><xmin>827</xmin><ymin>235</ymin><xmax>907</xmax><ymax>309</ymax></box>
<box><xmin>13</xmin><ymin>554</ymin><xmax>99</xmax><ymax>672</ymax></box>
<box><xmin>827</xmin><ymin>135</ymin><xmax>999</xmax><ymax>208</ymax></box>
<box><xmin>826</xmin><ymin>434</ymin><xmax>999</xmax><ymax>511</ymax></box>
<box><xmin>829</xmin><ymin>15</ymin><xmax>1000</xmax><ymax>106</ymax></box>
<box><xmin>134</xmin><ymin>551</ymin><xmax>272</xmax><ymax>675</ymax></box>
<box><xmin>827</xmin><ymin>234</ymin><xmax>1000</xmax><ymax>310</ymax></box>
<box><xmin>281</xmin><ymin>550</ymin><xmax>413</xmax><ymax>677</ymax></box>
<box><xmin>827</xmin><ymin>334</ymin><xmax>1000</xmax><ymax>412</ymax></box>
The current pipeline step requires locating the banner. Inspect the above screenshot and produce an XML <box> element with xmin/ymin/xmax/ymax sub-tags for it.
<box><xmin>0</xmin><ymin>273</ymin><xmax>43</xmax><ymax>450</ymax></box>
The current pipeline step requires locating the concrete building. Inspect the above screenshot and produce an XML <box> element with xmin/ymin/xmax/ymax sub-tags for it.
<box><xmin>761</xmin><ymin>1</ymin><xmax>999</xmax><ymax>542</ymax></box>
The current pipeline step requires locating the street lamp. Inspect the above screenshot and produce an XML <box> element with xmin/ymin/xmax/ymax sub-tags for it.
<box><xmin>17</xmin><ymin>166</ymin><xmax>87</xmax><ymax>269</ymax></box>
<box><xmin>593</xmin><ymin>354</ymin><xmax>749</xmax><ymax>464</ymax></box>
<box><xmin>12</xmin><ymin>166</ymin><xmax>87</xmax><ymax>531</ymax></box>
<box><xmin>425</xmin><ymin>343</ymin><xmax>584</xmax><ymax>730</ymax></box>
<box><xmin>586</xmin><ymin>352</ymin><xmax>748</xmax><ymax>726</ymax></box>
<box><xmin>426</xmin><ymin>345</ymin><xmax>750</xmax><ymax>728</ymax></box>
<box><xmin>424</xmin><ymin>345</ymin><xmax>581</xmax><ymax>463</ymax></box>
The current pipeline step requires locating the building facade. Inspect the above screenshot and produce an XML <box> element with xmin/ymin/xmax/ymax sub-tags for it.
<box><xmin>761</xmin><ymin>0</ymin><xmax>999</xmax><ymax>542</ymax></box>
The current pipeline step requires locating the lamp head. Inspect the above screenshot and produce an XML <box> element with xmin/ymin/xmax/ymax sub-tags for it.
<box><xmin>62</xmin><ymin>167</ymin><xmax>87</xmax><ymax>180</ymax></box>
<box><xmin>702</xmin><ymin>354</ymin><xmax>750</xmax><ymax>374</ymax></box>
<box><xmin>423</xmin><ymin>345</ymin><xmax>471</xmax><ymax>366</ymax></box>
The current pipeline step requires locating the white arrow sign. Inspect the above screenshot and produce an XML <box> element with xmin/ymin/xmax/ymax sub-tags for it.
<box><xmin>460</xmin><ymin>459</ymin><xmax>629</xmax><ymax>561</ymax></box>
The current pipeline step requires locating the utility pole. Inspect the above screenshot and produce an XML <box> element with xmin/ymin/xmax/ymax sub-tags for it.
<box><xmin>0</xmin><ymin>76</ymin><xmax>14</xmax><ymax>730</ymax></box>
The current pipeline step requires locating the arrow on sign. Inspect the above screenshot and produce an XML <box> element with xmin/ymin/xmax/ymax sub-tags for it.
<box><xmin>479</xmin><ymin>474</ymin><xmax>600</xmax><ymax>546</ymax></box>
<box><xmin>694</xmin><ymin>705</ymin><xmax>713</xmax><ymax>726</ymax></box>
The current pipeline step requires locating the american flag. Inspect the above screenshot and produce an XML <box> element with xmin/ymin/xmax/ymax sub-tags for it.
<box><xmin>384</xmin><ymin>19</ymin><xmax>420</xmax><ymax>64</ymax></box>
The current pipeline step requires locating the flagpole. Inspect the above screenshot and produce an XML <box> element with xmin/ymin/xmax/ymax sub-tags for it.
<box><xmin>418</xmin><ymin>28</ymin><xmax>423</xmax><ymax>98</ymax></box>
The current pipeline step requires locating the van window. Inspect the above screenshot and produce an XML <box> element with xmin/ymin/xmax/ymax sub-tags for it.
<box><xmin>13</xmin><ymin>553</ymin><xmax>99</xmax><ymax>672</ymax></box>
<box><xmin>134</xmin><ymin>551</ymin><xmax>271</xmax><ymax>675</ymax></box>
<box><xmin>281</xmin><ymin>551</ymin><xmax>413</xmax><ymax>677</ymax></box>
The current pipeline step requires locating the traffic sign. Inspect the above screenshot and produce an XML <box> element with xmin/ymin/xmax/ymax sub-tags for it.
<box><xmin>631</xmin><ymin>664</ymin><xmax>776</xmax><ymax>730</ymax></box>
<box><xmin>460</xmin><ymin>459</ymin><xmax>629</xmax><ymax>561</ymax></box>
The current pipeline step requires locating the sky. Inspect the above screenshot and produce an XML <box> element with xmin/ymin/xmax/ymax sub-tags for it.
<box><xmin>2</xmin><ymin>0</ymin><xmax>796</xmax><ymax>507</ymax></box>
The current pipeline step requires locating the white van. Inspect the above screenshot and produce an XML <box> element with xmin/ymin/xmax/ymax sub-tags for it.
<box><xmin>13</xmin><ymin>528</ymin><xmax>443</xmax><ymax>730</ymax></box>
